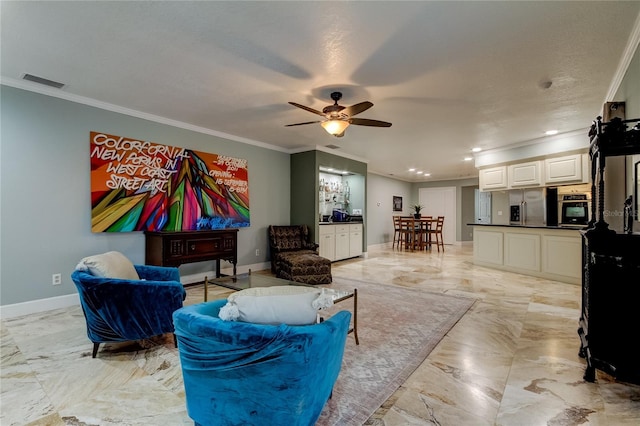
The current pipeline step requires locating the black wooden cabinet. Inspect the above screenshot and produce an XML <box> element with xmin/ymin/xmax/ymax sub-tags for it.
<box><xmin>580</xmin><ymin>230</ymin><xmax>640</xmax><ymax>382</ymax></box>
<box><xmin>578</xmin><ymin>116</ymin><xmax>640</xmax><ymax>383</ymax></box>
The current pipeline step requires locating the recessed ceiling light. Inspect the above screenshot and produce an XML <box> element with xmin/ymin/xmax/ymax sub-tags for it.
<box><xmin>545</xmin><ymin>130</ymin><xmax>558</xmax><ymax>136</ymax></box>
<box><xmin>416</xmin><ymin>171</ymin><xmax>423</xmax><ymax>174</ymax></box>
<box><xmin>464</xmin><ymin>157</ymin><xmax>473</xmax><ymax>161</ymax></box>
<box><xmin>408</xmin><ymin>168</ymin><xmax>415</xmax><ymax>172</ymax></box>
<box><xmin>471</xmin><ymin>147</ymin><xmax>482</xmax><ymax>152</ymax></box>
<box><xmin>424</xmin><ymin>173</ymin><xmax>431</xmax><ymax>177</ymax></box>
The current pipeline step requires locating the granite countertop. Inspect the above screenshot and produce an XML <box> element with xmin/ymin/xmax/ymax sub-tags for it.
<box><xmin>319</xmin><ymin>221</ymin><xmax>363</xmax><ymax>225</ymax></box>
<box><xmin>468</xmin><ymin>223</ymin><xmax>586</xmax><ymax>230</ymax></box>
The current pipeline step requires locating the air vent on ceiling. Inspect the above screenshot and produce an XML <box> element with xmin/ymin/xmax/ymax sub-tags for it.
<box><xmin>22</xmin><ymin>73</ymin><xmax>65</xmax><ymax>89</ymax></box>
<box><xmin>325</xmin><ymin>144</ymin><xmax>341</xmax><ymax>149</ymax></box>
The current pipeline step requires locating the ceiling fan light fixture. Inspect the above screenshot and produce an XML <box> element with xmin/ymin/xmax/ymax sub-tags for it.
<box><xmin>321</xmin><ymin>119</ymin><xmax>350</xmax><ymax>136</ymax></box>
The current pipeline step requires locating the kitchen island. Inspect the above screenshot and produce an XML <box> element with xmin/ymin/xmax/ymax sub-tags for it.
<box><xmin>471</xmin><ymin>224</ymin><xmax>583</xmax><ymax>284</ymax></box>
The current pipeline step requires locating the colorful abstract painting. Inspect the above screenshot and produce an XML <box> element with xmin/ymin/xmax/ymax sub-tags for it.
<box><xmin>90</xmin><ymin>131</ymin><xmax>249</xmax><ymax>232</ymax></box>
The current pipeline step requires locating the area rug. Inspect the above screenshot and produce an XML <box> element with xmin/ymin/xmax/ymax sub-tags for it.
<box><xmin>316</xmin><ymin>277</ymin><xmax>475</xmax><ymax>426</ymax></box>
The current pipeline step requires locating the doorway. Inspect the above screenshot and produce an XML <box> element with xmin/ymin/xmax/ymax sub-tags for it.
<box><xmin>475</xmin><ymin>190</ymin><xmax>492</xmax><ymax>224</ymax></box>
<box><xmin>419</xmin><ymin>187</ymin><xmax>456</xmax><ymax>245</ymax></box>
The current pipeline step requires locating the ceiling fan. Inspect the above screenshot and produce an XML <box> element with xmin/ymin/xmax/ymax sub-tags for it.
<box><xmin>285</xmin><ymin>91</ymin><xmax>392</xmax><ymax>137</ymax></box>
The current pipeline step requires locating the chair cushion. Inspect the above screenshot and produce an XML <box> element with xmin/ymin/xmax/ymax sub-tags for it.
<box><xmin>75</xmin><ymin>251</ymin><xmax>140</xmax><ymax>280</ymax></box>
<box><xmin>219</xmin><ymin>286</ymin><xmax>333</xmax><ymax>325</ymax></box>
<box><xmin>278</xmin><ymin>251</ymin><xmax>330</xmax><ymax>266</ymax></box>
<box><xmin>270</xmin><ymin>226</ymin><xmax>304</xmax><ymax>251</ymax></box>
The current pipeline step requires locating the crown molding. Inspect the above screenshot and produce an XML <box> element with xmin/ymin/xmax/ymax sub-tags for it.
<box><xmin>605</xmin><ymin>10</ymin><xmax>640</xmax><ymax>101</ymax></box>
<box><xmin>0</xmin><ymin>77</ymin><xmax>290</xmax><ymax>153</ymax></box>
<box><xmin>288</xmin><ymin>144</ymin><xmax>369</xmax><ymax>164</ymax></box>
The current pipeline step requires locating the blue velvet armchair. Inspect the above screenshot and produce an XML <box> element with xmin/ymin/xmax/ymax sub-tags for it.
<box><xmin>173</xmin><ymin>299</ymin><xmax>351</xmax><ymax>426</ymax></box>
<box><xmin>71</xmin><ymin>264</ymin><xmax>186</xmax><ymax>358</ymax></box>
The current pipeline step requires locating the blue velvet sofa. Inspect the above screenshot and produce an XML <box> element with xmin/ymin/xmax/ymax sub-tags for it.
<box><xmin>173</xmin><ymin>299</ymin><xmax>351</xmax><ymax>426</ymax></box>
<box><xmin>71</xmin><ymin>264</ymin><xmax>186</xmax><ymax>358</ymax></box>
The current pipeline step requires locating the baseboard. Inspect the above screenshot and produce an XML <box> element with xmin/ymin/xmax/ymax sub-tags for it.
<box><xmin>0</xmin><ymin>261</ymin><xmax>272</xmax><ymax>319</ymax></box>
<box><xmin>0</xmin><ymin>293</ymin><xmax>80</xmax><ymax>319</ymax></box>
<box><xmin>369</xmin><ymin>241</ymin><xmax>464</xmax><ymax>250</ymax></box>
<box><xmin>367</xmin><ymin>242</ymin><xmax>392</xmax><ymax>250</ymax></box>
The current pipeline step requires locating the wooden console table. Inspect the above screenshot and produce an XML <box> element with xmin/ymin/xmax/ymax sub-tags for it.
<box><xmin>145</xmin><ymin>229</ymin><xmax>238</xmax><ymax>277</ymax></box>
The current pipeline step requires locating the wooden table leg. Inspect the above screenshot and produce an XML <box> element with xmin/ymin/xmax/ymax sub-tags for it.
<box><xmin>353</xmin><ymin>288</ymin><xmax>359</xmax><ymax>345</ymax></box>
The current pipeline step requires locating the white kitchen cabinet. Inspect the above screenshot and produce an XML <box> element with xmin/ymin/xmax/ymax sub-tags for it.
<box><xmin>479</xmin><ymin>153</ymin><xmax>589</xmax><ymax>191</ymax></box>
<box><xmin>318</xmin><ymin>223</ymin><xmax>363</xmax><ymax>261</ymax></box>
<box><xmin>541</xmin><ymin>234</ymin><xmax>581</xmax><ymax>279</ymax></box>
<box><xmin>508</xmin><ymin>161</ymin><xmax>542</xmax><ymax>188</ymax></box>
<box><xmin>479</xmin><ymin>166</ymin><xmax>508</xmax><ymax>191</ymax></box>
<box><xmin>319</xmin><ymin>225</ymin><xmax>336</xmax><ymax>261</ymax></box>
<box><xmin>472</xmin><ymin>229</ymin><xmax>503</xmax><ymax>265</ymax></box>
<box><xmin>504</xmin><ymin>232</ymin><xmax>540</xmax><ymax>271</ymax></box>
<box><xmin>334</xmin><ymin>225</ymin><xmax>350</xmax><ymax>260</ymax></box>
<box><xmin>544</xmin><ymin>153</ymin><xmax>587</xmax><ymax>185</ymax></box>
<box><xmin>349</xmin><ymin>224</ymin><xmax>363</xmax><ymax>257</ymax></box>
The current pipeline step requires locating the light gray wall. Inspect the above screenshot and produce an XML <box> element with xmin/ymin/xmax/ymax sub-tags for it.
<box><xmin>366</xmin><ymin>173</ymin><xmax>412</xmax><ymax>245</ymax></box>
<box><xmin>0</xmin><ymin>86</ymin><xmax>290</xmax><ymax>306</ymax></box>
<box><xmin>491</xmin><ymin>191</ymin><xmax>511</xmax><ymax>225</ymax></box>
<box><xmin>460</xmin><ymin>186</ymin><xmax>476</xmax><ymax>241</ymax></box>
<box><xmin>619</xmin><ymin>43</ymin><xmax>640</xmax><ymax>231</ymax></box>
<box><xmin>606</xmin><ymin>42</ymin><xmax>639</xmax><ymax>232</ymax></box>
<box><xmin>344</xmin><ymin>174</ymin><xmax>365</xmax><ymax>216</ymax></box>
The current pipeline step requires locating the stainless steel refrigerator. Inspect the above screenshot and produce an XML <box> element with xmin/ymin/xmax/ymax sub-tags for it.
<box><xmin>508</xmin><ymin>188</ymin><xmax>546</xmax><ymax>226</ymax></box>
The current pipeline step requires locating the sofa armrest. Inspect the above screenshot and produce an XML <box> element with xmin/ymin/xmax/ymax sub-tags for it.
<box><xmin>134</xmin><ymin>265</ymin><xmax>185</xmax><ymax>301</ymax></box>
<box><xmin>302</xmin><ymin>241</ymin><xmax>319</xmax><ymax>251</ymax></box>
<box><xmin>135</xmin><ymin>264</ymin><xmax>181</xmax><ymax>282</ymax></box>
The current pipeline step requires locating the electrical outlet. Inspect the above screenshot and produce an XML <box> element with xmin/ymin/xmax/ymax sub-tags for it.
<box><xmin>255</xmin><ymin>249</ymin><xmax>260</xmax><ymax>257</ymax></box>
<box><xmin>52</xmin><ymin>273</ymin><xmax>62</xmax><ymax>286</ymax></box>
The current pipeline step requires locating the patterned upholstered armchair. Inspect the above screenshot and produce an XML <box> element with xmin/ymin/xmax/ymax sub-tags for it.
<box><xmin>268</xmin><ymin>225</ymin><xmax>332</xmax><ymax>284</ymax></box>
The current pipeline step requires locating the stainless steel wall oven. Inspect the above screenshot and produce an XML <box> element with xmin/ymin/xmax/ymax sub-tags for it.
<box><xmin>559</xmin><ymin>193</ymin><xmax>590</xmax><ymax>226</ymax></box>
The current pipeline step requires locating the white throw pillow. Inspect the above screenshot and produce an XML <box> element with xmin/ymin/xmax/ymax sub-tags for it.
<box><xmin>75</xmin><ymin>251</ymin><xmax>140</xmax><ymax>280</ymax></box>
<box><xmin>219</xmin><ymin>286</ymin><xmax>332</xmax><ymax>325</ymax></box>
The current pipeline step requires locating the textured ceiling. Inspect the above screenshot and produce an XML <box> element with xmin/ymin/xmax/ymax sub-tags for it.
<box><xmin>2</xmin><ymin>1</ymin><xmax>639</xmax><ymax>181</ymax></box>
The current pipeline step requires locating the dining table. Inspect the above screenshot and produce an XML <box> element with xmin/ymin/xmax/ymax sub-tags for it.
<box><xmin>398</xmin><ymin>216</ymin><xmax>438</xmax><ymax>251</ymax></box>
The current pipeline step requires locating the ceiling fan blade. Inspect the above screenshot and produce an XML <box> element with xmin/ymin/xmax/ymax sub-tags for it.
<box><xmin>349</xmin><ymin>118</ymin><xmax>392</xmax><ymax>127</ymax></box>
<box><xmin>288</xmin><ymin>102</ymin><xmax>325</xmax><ymax>117</ymax></box>
<box><xmin>343</xmin><ymin>101</ymin><xmax>373</xmax><ymax>117</ymax></box>
<box><xmin>284</xmin><ymin>120</ymin><xmax>321</xmax><ymax>127</ymax></box>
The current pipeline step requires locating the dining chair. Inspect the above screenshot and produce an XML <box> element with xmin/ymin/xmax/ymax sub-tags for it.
<box><xmin>427</xmin><ymin>216</ymin><xmax>445</xmax><ymax>252</ymax></box>
<box><xmin>415</xmin><ymin>218</ymin><xmax>430</xmax><ymax>251</ymax></box>
<box><xmin>400</xmin><ymin>217</ymin><xmax>430</xmax><ymax>251</ymax></box>
<box><xmin>392</xmin><ymin>216</ymin><xmax>402</xmax><ymax>249</ymax></box>
<box><xmin>421</xmin><ymin>216</ymin><xmax>433</xmax><ymax>249</ymax></box>
<box><xmin>398</xmin><ymin>217</ymin><xmax>416</xmax><ymax>251</ymax></box>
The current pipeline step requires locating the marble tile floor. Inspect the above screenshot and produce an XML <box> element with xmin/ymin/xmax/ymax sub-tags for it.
<box><xmin>2</xmin><ymin>243</ymin><xmax>640</xmax><ymax>425</ymax></box>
